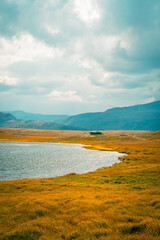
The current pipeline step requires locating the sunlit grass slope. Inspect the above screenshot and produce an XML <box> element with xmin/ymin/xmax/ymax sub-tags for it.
<box><xmin>0</xmin><ymin>129</ymin><xmax>160</xmax><ymax>240</ymax></box>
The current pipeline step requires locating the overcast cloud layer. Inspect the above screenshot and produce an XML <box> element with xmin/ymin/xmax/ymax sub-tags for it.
<box><xmin>0</xmin><ymin>0</ymin><xmax>160</xmax><ymax>114</ymax></box>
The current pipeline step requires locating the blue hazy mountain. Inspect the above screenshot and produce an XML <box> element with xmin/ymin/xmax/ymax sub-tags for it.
<box><xmin>1</xmin><ymin>101</ymin><xmax>160</xmax><ymax>131</ymax></box>
<box><xmin>0</xmin><ymin>112</ymin><xmax>85</xmax><ymax>130</ymax></box>
<box><xmin>2</xmin><ymin>111</ymin><xmax>68</xmax><ymax>124</ymax></box>
<box><xmin>63</xmin><ymin>101</ymin><xmax>160</xmax><ymax>131</ymax></box>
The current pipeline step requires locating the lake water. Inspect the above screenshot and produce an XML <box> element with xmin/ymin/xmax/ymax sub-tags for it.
<box><xmin>0</xmin><ymin>141</ymin><xmax>124</xmax><ymax>180</ymax></box>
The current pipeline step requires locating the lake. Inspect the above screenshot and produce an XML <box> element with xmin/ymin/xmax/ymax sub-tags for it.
<box><xmin>0</xmin><ymin>141</ymin><xmax>124</xmax><ymax>180</ymax></box>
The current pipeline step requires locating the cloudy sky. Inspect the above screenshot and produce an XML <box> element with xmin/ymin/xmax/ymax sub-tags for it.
<box><xmin>0</xmin><ymin>0</ymin><xmax>160</xmax><ymax>115</ymax></box>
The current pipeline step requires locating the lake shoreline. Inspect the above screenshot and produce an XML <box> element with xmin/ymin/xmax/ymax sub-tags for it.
<box><xmin>0</xmin><ymin>140</ymin><xmax>125</xmax><ymax>181</ymax></box>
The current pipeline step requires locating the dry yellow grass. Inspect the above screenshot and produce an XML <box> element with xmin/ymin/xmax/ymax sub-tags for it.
<box><xmin>0</xmin><ymin>127</ymin><xmax>149</xmax><ymax>137</ymax></box>
<box><xmin>0</xmin><ymin>128</ymin><xmax>160</xmax><ymax>240</ymax></box>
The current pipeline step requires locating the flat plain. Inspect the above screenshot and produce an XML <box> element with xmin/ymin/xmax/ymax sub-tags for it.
<box><xmin>0</xmin><ymin>128</ymin><xmax>160</xmax><ymax>240</ymax></box>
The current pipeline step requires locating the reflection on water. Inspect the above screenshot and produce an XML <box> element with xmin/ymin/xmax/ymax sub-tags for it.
<box><xmin>0</xmin><ymin>141</ymin><xmax>125</xmax><ymax>180</ymax></box>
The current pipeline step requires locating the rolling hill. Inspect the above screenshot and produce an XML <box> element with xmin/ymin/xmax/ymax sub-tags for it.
<box><xmin>63</xmin><ymin>101</ymin><xmax>160</xmax><ymax>131</ymax></box>
<box><xmin>0</xmin><ymin>112</ymin><xmax>16</xmax><ymax>123</ymax></box>
<box><xmin>1</xmin><ymin>101</ymin><xmax>160</xmax><ymax>131</ymax></box>
<box><xmin>2</xmin><ymin>111</ymin><xmax>68</xmax><ymax>124</ymax></box>
<box><xmin>0</xmin><ymin>112</ymin><xmax>85</xmax><ymax>130</ymax></box>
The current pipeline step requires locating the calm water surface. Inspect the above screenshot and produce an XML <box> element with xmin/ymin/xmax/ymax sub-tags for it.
<box><xmin>0</xmin><ymin>141</ymin><xmax>124</xmax><ymax>180</ymax></box>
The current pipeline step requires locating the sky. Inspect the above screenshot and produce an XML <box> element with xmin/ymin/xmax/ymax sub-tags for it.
<box><xmin>0</xmin><ymin>0</ymin><xmax>160</xmax><ymax>115</ymax></box>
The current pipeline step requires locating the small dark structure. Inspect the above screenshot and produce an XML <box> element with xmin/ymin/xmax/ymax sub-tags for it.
<box><xmin>90</xmin><ymin>131</ymin><xmax>102</xmax><ymax>135</ymax></box>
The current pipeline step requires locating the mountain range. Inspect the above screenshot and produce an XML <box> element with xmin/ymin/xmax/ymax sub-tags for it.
<box><xmin>63</xmin><ymin>100</ymin><xmax>160</xmax><ymax>131</ymax></box>
<box><xmin>1</xmin><ymin>100</ymin><xmax>160</xmax><ymax>131</ymax></box>
<box><xmin>0</xmin><ymin>112</ymin><xmax>85</xmax><ymax>130</ymax></box>
<box><xmin>1</xmin><ymin>111</ymin><xmax>68</xmax><ymax>123</ymax></box>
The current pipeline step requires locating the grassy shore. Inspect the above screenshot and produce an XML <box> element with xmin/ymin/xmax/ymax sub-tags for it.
<box><xmin>0</xmin><ymin>128</ymin><xmax>160</xmax><ymax>240</ymax></box>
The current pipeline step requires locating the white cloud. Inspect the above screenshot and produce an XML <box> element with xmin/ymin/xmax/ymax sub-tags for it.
<box><xmin>48</xmin><ymin>90</ymin><xmax>83</xmax><ymax>102</ymax></box>
<box><xmin>0</xmin><ymin>33</ymin><xmax>64</xmax><ymax>68</ymax></box>
<box><xmin>0</xmin><ymin>73</ymin><xmax>18</xmax><ymax>86</ymax></box>
<box><xmin>74</xmin><ymin>0</ymin><xmax>100</xmax><ymax>25</ymax></box>
<box><xmin>0</xmin><ymin>0</ymin><xmax>159</xmax><ymax>114</ymax></box>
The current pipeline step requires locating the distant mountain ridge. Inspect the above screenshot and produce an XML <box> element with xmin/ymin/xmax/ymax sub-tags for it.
<box><xmin>1</xmin><ymin>101</ymin><xmax>160</xmax><ymax>131</ymax></box>
<box><xmin>63</xmin><ymin>100</ymin><xmax>160</xmax><ymax>131</ymax></box>
<box><xmin>0</xmin><ymin>112</ymin><xmax>16</xmax><ymax>123</ymax></box>
<box><xmin>0</xmin><ymin>112</ymin><xmax>86</xmax><ymax>130</ymax></box>
<box><xmin>2</xmin><ymin>111</ymin><xmax>68</xmax><ymax>124</ymax></box>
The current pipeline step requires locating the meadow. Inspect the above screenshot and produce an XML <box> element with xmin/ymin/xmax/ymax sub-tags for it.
<box><xmin>0</xmin><ymin>128</ymin><xmax>160</xmax><ymax>240</ymax></box>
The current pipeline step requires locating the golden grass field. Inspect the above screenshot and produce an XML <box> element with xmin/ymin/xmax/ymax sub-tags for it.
<box><xmin>0</xmin><ymin>128</ymin><xmax>160</xmax><ymax>240</ymax></box>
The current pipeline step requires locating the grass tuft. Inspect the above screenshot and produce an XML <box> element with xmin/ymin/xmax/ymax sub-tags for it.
<box><xmin>65</xmin><ymin>232</ymin><xmax>80</xmax><ymax>240</ymax></box>
<box><xmin>121</xmin><ymin>223</ymin><xmax>146</xmax><ymax>234</ymax></box>
<box><xmin>93</xmin><ymin>230</ymin><xmax>108</xmax><ymax>238</ymax></box>
<box><xmin>2</xmin><ymin>230</ymin><xmax>42</xmax><ymax>240</ymax></box>
<box><xmin>35</xmin><ymin>209</ymin><xmax>48</xmax><ymax>217</ymax></box>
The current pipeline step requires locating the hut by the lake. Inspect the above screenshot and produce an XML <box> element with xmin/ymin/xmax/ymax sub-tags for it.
<box><xmin>90</xmin><ymin>131</ymin><xmax>102</xmax><ymax>135</ymax></box>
